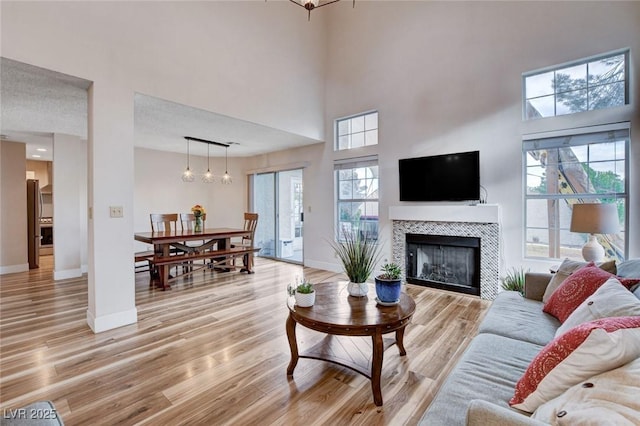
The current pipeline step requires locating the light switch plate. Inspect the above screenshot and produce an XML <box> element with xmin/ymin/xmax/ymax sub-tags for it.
<box><xmin>110</xmin><ymin>206</ymin><xmax>123</xmax><ymax>218</ymax></box>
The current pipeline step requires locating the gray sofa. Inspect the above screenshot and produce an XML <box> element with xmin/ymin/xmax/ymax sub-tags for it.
<box><xmin>419</xmin><ymin>261</ymin><xmax>640</xmax><ymax>426</ymax></box>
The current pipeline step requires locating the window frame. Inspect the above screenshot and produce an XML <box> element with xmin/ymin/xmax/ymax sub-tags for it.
<box><xmin>334</xmin><ymin>156</ymin><xmax>379</xmax><ymax>242</ymax></box>
<box><xmin>522</xmin><ymin>124</ymin><xmax>629</xmax><ymax>261</ymax></box>
<box><xmin>335</xmin><ymin>110</ymin><xmax>379</xmax><ymax>151</ymax></box>
<box><xmin>522</xmin><ymin>49</ymin><xmax>629</xmax><ymax>120</ymax></box>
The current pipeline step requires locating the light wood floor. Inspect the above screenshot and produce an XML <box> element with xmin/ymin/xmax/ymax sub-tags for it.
<box><xmin>0</xmin><ymin>256</ymin><xmax>490</xmax><ymax>425</ymax></box>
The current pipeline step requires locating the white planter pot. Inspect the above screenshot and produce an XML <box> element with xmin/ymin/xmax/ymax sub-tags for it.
<box><xmin>295</xmin><ymin>291</ymin><xmax>315</xmax><ymax>307</ymax></box>
<box><xmin>347</xmin><ymin>281</ymin><xmax>369</xmax><ymax>297</ymax></box>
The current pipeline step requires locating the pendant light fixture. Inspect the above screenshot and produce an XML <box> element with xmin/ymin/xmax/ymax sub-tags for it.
<box><xmin>221</xmin><ymin>145</ymin><xmax>232</xmax><ymax>185</ymax></box>
<box><xmin>202</xmin><ymin>143</ymin><xmax>215</xmax><ymax>183</ymax></box>
<box><xmin>182</xmin><ymin>138</ymin><xmax>195</xmax><ymax>182</ymax></box>
<box><xmin>182</xmin><ymin>136</ymin><xmax>232</xmax><ymax>184</ymax></box>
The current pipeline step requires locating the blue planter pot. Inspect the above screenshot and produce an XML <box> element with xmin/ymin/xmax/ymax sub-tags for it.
<box><xmin>374</xmin><ymin>277</ymin><xmax>402</xmax><ymax>304</ymax></box>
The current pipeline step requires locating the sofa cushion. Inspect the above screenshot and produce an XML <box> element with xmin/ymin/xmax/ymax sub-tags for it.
<box><xmin>542</xmin><ymin>258</ymin><xmax>616</xmax><ymax>303</ymax></box>
<box><xmin>419</xmin><ymin>333</ymin><xmax>543</xmax><ymax>426</ymax></box>
<box><xmin>510</xmin><ymin>316</ymin><xmax>640</xmax><ymax>413</ymax></box>
<box><xmin>478</xmin><ymin>291</ymin><xmax>560</xmax><ymax>346</ymax></box>
<box><xmin>618</xmin><ymin>259</ymin><xmax>640</xmax><ymax>294</ymax></box>
<box><xmin>555</xmin><ymin>278</ymin><xmax>640</xmax><ymax>337</ymax></box>
<box><xmin>543</xmin><ymin>263</ymin><xmax>639</xmax><ymax>323</ymax></box>
<box><xmin>617</xmin><ymin>258</ymin><xmax>640</xmax><ymax>279</ymax></box>
<box><xmin>467</xmin><ymin>400</ymin><xmax>548</xmax><ymax>426</ymax></box>
<box><xmin>531</xmin><ymin>357</ymin><xmax>640</xmax><ymax>424</ymax></box>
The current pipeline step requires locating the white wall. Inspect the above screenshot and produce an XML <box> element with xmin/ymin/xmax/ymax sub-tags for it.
<box><xmin>314</xmin><ymin>1</ymin><xmax>640</xmax><ymax>274</ymax></box>
<box><xmin>53</xmin><ymin>133</ymin><xmax>85</xmax><ymax>280</ymax></box>
<box><xmin>1</xmin><ymin>1</ymin><xmax>327</xmax><ymax>141</ymax></box>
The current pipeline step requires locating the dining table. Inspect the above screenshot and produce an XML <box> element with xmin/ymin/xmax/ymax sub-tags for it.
<box><xmin>134</xmin><ymin>227</ymin><xmax>254</xmax><ymax>290</ymax></box>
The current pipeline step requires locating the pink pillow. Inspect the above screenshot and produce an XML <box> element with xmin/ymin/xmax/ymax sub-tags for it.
<box><xmin>543</xmin><ymin>263</ymin><xmax>639</xmax><ymax>323</ymax></box>
<box><xmin>510</xmin><ymin>316</ymin><xmax>640</xmax><ymax>413</ymax></box>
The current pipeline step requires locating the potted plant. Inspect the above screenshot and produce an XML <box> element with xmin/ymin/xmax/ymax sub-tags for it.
<box><xmin>329</xmin><ymin>230</ymin><xmax>381</xmax><ymax>297</ymax></box>
<box><xmin>500</xmin><ymin>266</ymin><xmax>528</xmax><ymax>296</ymax></box>
<box><xmin>374</xmin><ymin>262</ymin><xmax>403</xmax><ymax>305</ymax></box>
<box><xmin>288</xmin><ymin>277</ymin><xmax>315</xmax><ymax>307</ymax></box>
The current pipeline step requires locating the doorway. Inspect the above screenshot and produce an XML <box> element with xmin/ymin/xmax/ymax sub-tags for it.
<box><xmin>253</xmin><ymin>169</ymin><xmax>303</xmax><ymax>263</ymax></box>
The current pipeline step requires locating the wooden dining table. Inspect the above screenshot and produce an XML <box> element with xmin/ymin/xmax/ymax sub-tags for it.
<box><xmin>134</xmin><ymin>227</ymin><xmax>254</xmax><ymax>290</ymax></box>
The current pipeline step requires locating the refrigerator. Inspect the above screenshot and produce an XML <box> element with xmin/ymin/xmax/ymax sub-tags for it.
<box><xmin>27</xmin><ymin>179</ymin><xmax>42</xmax><ymax>269</ymax></box>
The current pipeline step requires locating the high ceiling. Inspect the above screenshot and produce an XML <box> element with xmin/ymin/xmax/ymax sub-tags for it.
<box><xmin>1</xmin><ymin>58</ymin><xmax>322</xmax><ymax>161</ymax></box>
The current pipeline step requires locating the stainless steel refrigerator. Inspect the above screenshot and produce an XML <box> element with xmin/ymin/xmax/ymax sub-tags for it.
<box><xmin>27</xmin><ymin>179</ymin><xmax>42</xmax><ymax>269</ymax></box>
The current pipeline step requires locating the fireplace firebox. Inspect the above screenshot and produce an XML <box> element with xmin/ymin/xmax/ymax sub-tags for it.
<box><xmin>405</xmin><ymin>233</ymin><xmax>480</xmax><ymax>296</ymax></box>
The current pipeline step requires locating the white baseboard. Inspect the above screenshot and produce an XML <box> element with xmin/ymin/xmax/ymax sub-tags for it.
<box><xmin>54</xmin><ymin>268</ymin><xmax>82</xmax><ymax>280</ymax></box>
<box><xmin>0</xmin><ymin>263</ymin><xmax>29</xmax><ymax>275</ymax></box>
<box><xmin>304</xmin><ymin>259</ymin><xmax>341</xmax><ymax>273</ymax></box>
<box><xmin>87</xmin><ymin>307</ymin><xmax>138</xmax><ymax>333</ymax></box>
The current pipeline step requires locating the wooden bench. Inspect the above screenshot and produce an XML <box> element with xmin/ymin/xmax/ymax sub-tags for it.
<box><xmin>152</xmin><ymin>246</ymin><xmax>260</xmax><ymax>280</ymax></box>
<box><xmin>134</xmin><ymin>248</ymin><xmax>182</xmax><ymax>275</ymax></box>
<box><xmin>134</xmin><ymin>250</ymin><xmax>155</xmax><ymax>273</ymax></box>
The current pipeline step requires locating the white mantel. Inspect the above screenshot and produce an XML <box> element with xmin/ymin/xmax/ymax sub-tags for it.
<box><xmin>389</xmin><ymin>204</ymin><xmax>501</xmax><ymax>224</ymax></box>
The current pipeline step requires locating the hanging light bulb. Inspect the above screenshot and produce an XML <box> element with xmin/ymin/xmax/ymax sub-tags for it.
<box><xmin>182</xmin><ymin>139</ymin><xmax>195</xmax><ymax>182</ymax></box>
<box><xmin>202</xmin><ymin>143</ymin><xmax>215</xmax><ymax>183</ymax></box>
<box><xmin>221</xmin><ymin>145</ymin><xmax>232</xmax><ymax>184</ymax></box>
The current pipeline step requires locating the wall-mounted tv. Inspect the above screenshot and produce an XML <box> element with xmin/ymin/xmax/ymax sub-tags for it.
<box><xmin>399</xmin><ymin>151</ymin><xmax>480</xmax><ymax>202</ymax></box>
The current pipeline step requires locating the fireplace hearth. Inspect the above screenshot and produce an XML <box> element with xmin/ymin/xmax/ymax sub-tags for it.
<box><xmin>405</xmin><ymin>233</ymin><xmax>480</xmax><ymax>296</ymax></box>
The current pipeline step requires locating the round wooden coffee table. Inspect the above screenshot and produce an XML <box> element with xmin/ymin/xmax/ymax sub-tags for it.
<box><xmin>286</xmin><ymin>281</ymin><xmax>416</xmax><ymax>406</ymax></box>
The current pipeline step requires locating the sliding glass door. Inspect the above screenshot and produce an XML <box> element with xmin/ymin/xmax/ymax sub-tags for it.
<box><xmin>253</xmin><ymin>169</ymin><xmax>303</xmax><ymax>263</ymax></box>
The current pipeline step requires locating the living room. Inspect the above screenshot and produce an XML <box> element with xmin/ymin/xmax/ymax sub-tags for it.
<box><xmin>0</xmin><ymin>1</ymin><xmax>638</xmax><ymax>424</ymax></box>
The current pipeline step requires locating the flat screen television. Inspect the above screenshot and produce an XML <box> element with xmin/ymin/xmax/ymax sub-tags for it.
<box><xmin>399</xmin><ymin>151</ymin><xmax>480</xmax><ymax>202</ymax></box>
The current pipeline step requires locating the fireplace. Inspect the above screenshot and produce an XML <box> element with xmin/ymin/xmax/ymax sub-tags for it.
<box><xmin>405</xmin><ymin>233</ymin><xmax>480</xmax><ymax>296</ymax></box>
<box><xmin>390</xmin><ymin>205</ymin><xmax>501</xmax><ymax>300</ymax></box>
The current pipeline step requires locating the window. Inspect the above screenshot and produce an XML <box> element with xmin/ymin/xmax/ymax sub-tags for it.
<box><xmin>336</xmin><ymin>111</ymin><xmax>378</xmax><ymax>150</ymax></box>
<box><xmin>523</xmin><ymin>126</ymin><xmax>628</xmax><ymax>261</ymax></box>
<box><xmin>523</xmin><ymin>50</ymin><xmax>628</xmax><ymax>119</ymax></box>
<box><xmin>335</xmin><ymin>156</ymin><xmax>379</xmax><ymax>241</ymax></box>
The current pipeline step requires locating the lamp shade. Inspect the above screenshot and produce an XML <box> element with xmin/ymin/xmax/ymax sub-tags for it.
<box><xmin>570</xmin><ymin>203</ymin><xmax>619</xmax><ymax>234</ymax></box>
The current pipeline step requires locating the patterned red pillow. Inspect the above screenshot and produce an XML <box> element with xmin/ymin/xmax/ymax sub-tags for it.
<box><xmin>543</xmin><ymin>262</ymin><xmax>640</xmax><ymax>323</ymax></box>
<box><xmin>510</xmin><ymin>316</ymin><xmax>640</xmax><ymax>413</ymax></box>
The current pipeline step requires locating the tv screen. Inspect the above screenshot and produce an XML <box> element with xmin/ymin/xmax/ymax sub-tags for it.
<box><xmin>399</xmin><ymin>151</ymin><xmax>480</xmax><ymax>202</ymax></box>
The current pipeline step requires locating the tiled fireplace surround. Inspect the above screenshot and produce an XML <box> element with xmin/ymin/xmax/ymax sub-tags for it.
<box><xmin>390</xmin><ymin>205</ymin><xmax>501</xmax><ymax>300</ymax></box>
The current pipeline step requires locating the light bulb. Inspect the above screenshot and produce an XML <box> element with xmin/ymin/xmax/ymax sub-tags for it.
<box><xmin>202</xmin><ymin>169</ymin><xmax>215</xmax><ymax>183</ymax></box>
<box><xmin>182</xmin><ymin>168</ymin><xmax>195</xmax><ymax>182</ymax></box>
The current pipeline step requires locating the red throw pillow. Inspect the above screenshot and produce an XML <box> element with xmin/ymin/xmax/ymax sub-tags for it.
<box><xmin>510</xmin><ymin>316</ymin><xmax>640</xmax><ymax>413</ymax></box>
<box><xmin>543</xmin><ymin>263</ymin><xmax>640</xmax><ymax>323</ymax></box>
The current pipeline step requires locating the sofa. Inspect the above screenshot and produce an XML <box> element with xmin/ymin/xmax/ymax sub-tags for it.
<box><xmin>419</xmin><ymin>259</ymin><xmax>640</xmax><ymax>425</ymax></box>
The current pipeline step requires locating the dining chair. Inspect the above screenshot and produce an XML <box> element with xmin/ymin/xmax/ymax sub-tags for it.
<box><xmin>179</xmin><ymin>213</ymin><xmax>208</xmax><ymax>272</ymax></box>
<box><xmin>141</xmin><ymin>213</ymin><xmax>180</xmax><ymax>280</ymax></box>
<box><xmin>150</xmin><ymin>213</ymin><xmax>179</xmax><ymax>232</ymax></box>
<box><xmin>179</xmin><ymin>213</ymin><xmax>206</xmax><ymax>232</ymax></box>
<box><xmin>231</xmin><ymin>212</ymin><xmax>259</xmax><ymax>270</ymax></box>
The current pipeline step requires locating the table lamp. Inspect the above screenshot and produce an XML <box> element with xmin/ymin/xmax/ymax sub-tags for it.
<box><xmin>570</xmin><ymin>203</ymin><xmax>619</xmax><ymax>262</ymax></box>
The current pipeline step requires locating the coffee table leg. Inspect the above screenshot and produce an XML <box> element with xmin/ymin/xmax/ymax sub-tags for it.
<box><xmin>396</xmin><ymin>327</ymin><xmax>407</xmax><ymax>356</ymax></box>
<box><xmin>286</xmin><ymin>313</ymin><xmax>299</xmax><ymax>375</ymax></box>
<box><xmin>371</xmin><ymin>331</ymin><xmax>384</xmax><ymax>406</ymax></box>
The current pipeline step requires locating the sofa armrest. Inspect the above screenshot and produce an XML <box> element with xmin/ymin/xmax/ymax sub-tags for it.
<box><xmin>523</xmin><ymin>272</ymin><xmax>553</xmax><ymax>302</ymax></box>
<box><xmin>466</xmin><ymin>400</ymin><xmax>547</xmax><ymax>426</ymax></box>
